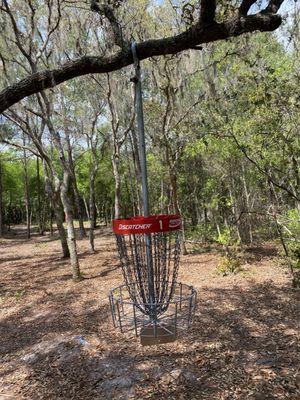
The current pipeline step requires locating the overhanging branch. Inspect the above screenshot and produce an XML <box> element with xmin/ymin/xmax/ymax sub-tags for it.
<box><xmin>0</xmin><ymin>9</ymin><xmax>283</xmax><ymax>114</ymax></box>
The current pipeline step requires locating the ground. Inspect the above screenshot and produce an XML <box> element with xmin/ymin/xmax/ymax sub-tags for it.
<box><xmin>0</xmin><ymin>226</ymin><xmax>299</xmax><ymax>400</ymax></box>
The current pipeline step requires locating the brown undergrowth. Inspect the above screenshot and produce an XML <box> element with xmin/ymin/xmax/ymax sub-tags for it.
<box><xmin>0</xmin><ymin>226</ymin><xmax>299</xmax><ymax>399</ymax></box>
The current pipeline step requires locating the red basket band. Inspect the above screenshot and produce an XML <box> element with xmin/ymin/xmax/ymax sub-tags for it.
<box><xmin>113</xmin><ymin>214</ymin><xmax>181</xmax><ymax>235</ymax></box>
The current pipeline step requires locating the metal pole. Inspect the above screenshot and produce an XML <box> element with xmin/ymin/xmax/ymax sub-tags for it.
<box><xmin>131</xmin><ymin>42</ymin><xmax>156</xmax><ymax>319</ymax></box>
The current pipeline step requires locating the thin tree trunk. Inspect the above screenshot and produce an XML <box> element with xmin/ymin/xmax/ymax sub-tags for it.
<box><xmin>291</xmin><ymin>154</ymin><xmax>300</xmax><ymax>211</ymax></box>
<box><xmin>242</xmin><ymin>164</ymin><xmax>253</xmax><ymax>243</ymax></box>
<box><xmin>0</xmin><ymin>158</ymin><xmax>3</xmax><ymax>237</ymax></box>
<box><xmin>130</xmin><ymin>129</ymin><xmax>142</xmax><ymax>213</ymax></box>
<box><xmin>105</xmin><ymin>204</ymin><xmax>109</xmax><ymax>226</ymax></box>
<box><xmin>84</xmin><ymin>197</ymin><xmax>90</xmax><ymax>220</ymax></box>
<box><xmin>229</xmin><ymin>186</ymin><xmax>242</xmax><ymax>242</ymax></box>
<box><xmin>53</xmin><ymin>191</ymin><xmax>70</xmax><ymax>258</ymax></box>
<box><xmin>8</xmin><ymin>192</ymin><xmax>11</xmax><ymax>231</ymax></box>
<box><xmin>44</xmin><ymin>170</ymin><xmax>70</xmax><ymax>258</ymax></box>
<box><xmin>204</xmin><ymin>206</ymin><xmax>208</xmax><ymax>241</ymax></box>
<box><xmin>125</xmin><ymin>143</ymin><xmax>137</xmax><ymax>216</ymax></box>
<box><xmin>94</xmin><ymin>203</ymin><xmax>99</xmax><ymax>227</ymax></box>
<box><xmin>23</xmin><ymin>136</ymin><xmax>31</xmax><ymax>239</ymax></box>
<box><xmin>89</xmin><ymin>171</ymin><xmax>96</xmax><ymax>253</ymax></box>
<box><xmin>267</xmin><ymin>175</ymin><xmax>299</xmax><ymax>287</ymax></box>
<box><xmin>36</xmin><ymin>157</ymin><xmax>44</xmax><ymax>235</ymax></box>
<box><xmin>72</xmin><ymin>174</ymin><xmax>86</xmax><ymax>238</ymax></box>
<box><xmin>49</xmin><ymin>198</ymin><xmax>54</xmax><ymax>237</ymax></box>
<box><xmin>61</xmin><ymin>94</ymin><xmax>86</xmax><ymax>238</ymax></box>
<box><xmin>60</xmin><ymin>170</ymin><xmax>82</xmax><ymax>280</ymax></box>
<box><xmin>112</xmin><ymin>154</ymin><xmax>121</xmax><ymax>219</ymax></box>
<box><xmin>160</xmin><ymin>178</ymin><xmax>164</xmax><ymax>214</ymax></box>
<box><xmin>169</xmin><ymin>169</ymin><xmax>188</xmax><ymax>254</ymax></box>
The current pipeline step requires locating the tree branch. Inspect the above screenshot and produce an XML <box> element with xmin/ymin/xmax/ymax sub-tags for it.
<box><xmin>0</xmin><ymin>9</ymin><xmax>283</xmax><ymax>114</ymax></box>
<box><xmin>264</xmin><ymin>0</ymin><xmax>285</xmax><ymax>14</ymax></box>
<box><xmin>0</xmin><ymin>138</ymin><xmax>41</xmax><ymax>158</ymax></box>
<box><xmin>230</xmin><ymin>132</ymin><xmax>300</xmax><ymax>202</ymax></box>
<box><xmin>90</xmin><ymin>0</ymin><xmax>126</xmax><ymax>48</ymax></box>
<box><xmin>200</xmin><ymin>0</ymin><xmax>216</xmax><ymax>23</ymax></box>
<box><xmin>239</xmin><ymin>0</ymin><xmax>257</xmax><ymax>15</ymax></box>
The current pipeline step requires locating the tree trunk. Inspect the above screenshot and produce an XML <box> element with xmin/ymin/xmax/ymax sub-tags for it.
<box><xmin>89</xmin><ymin>171</ymin><xmax>96</xmax><ymax>253</ymax></box>
<box><xmin>169</xmin><ymin>169</ymin><xmax>188</xmax><ymax>254</ymax></box>
<box><xmin>72</xmin><ymin>175</ymin><xmax>86</xmax><ymax>238</ymax></box>
<box><xmin>266</xmin><ymin>175</ymin><xmax>299</xmax><ymax>287</ymax></box>
<box><xmin>291</xmin><ymin>154</ymin><xmax>300</xmax><ymax>211</ymax></box>
<box><xmin>242</xmin><ymin>164</ymin><xmax>253</xmax><ymax>243</ymax></box>
<box><xmin>84</xmin><ymin>197</ymin><xmax>90</xmax><ymax>220</ymax></box>
<box><xmin>53</xmin><ymin>191</ymin><xmax>70</xmax><ymax>258</ymax></box>
<box><xmin>0</xmin><ymin>158</ymin><xmax>3</xmax><ymax>237</ymax></box>
<box><xmin>60</xmin><ymin>170</ymin><xmax>82</xmax><ymax>280</ymax></box>
<box><xmin>44</xmin><ymin>170</ymin><xmax>70</xmax><ymax>258</ymax></box>
<box><xmin>61</xmin><ymin>96</ymin><xmax>86</xmax><ymax>239</ymax></box>
<box><xmin>112</xmin><ymin>154</ymin><xmax>121</xmax><ymax>219</ymax></box>
<box><xmin>36</xmin><ymin>157</ymin><xmax>44</xmax><ymax>235</ymax></box>
<box><xmin>49</xmin><ymin>198</ymin><xmax>54</xmax><ymax>237</ymax></box>
<box><xmin>130</xmin><ymin>129</ymin><xmax>142</xmax><ymax>213</ymax></box>
<box><xmin>23</xmin><ymin>138</ymin><xmax>31</xmax><ymax>239</ymax></box>
<box><xmin>94</xmin><ymin>203</ymin><xmax>98</xmax><ymax>227</ymax></box>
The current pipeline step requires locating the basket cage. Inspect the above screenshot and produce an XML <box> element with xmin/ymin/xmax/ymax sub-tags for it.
<box><xmin>109</xmin><ymin>281</ymin><xmax>197</xmax><ymax>338</ymax></box>
<box><xmin>109</xmin><ymin>215</ymin><xmax>197</xmax><ymax>344</ymax></box>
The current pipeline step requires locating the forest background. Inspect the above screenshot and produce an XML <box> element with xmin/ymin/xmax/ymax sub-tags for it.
<box><xmin>0</xmin><ymin>0</ymin><xmax>299</xmax><ymax>285</ymax></box>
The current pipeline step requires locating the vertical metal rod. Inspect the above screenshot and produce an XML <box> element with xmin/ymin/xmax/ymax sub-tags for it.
<box><xmin>120</xmin><ymin>285</ymin><xmax>124</xmax><ymax>315</ymax></box>
<box><xmin>133</xmin><ymin>304</ymin><xmax>138</xmax><ymax>336</ymax></box>
<box><xmin>132</xmin><ymin>42</ymin><xmax>156</xmax><ymax>318</ymax></box>
<box><xmin>116</xmin><ymin>299</ymin><xmax>123</xmax><ymax>333</ymax></box>
<box><xmin>109</xmin><ymin>294</ymin><xmax>116</xmax><ymax>328</ymax></box>
<box><xmin>193</xmin><ymin>290</ymin><xmax>197</xmax><ymax>322</ymax></box>
<box><xmin>188</xmin><ymin>296</ymin><xmax>193</xmax><ymax>326</ymax></box>
<box><xmin>174</xmin><ymin>302</ymin><xmax>178</xmax><ymax>336</ymax></box>
<box><xmin>179</xmin><ymin>282</ymin><xmax>182</xmax><ymax>311</ymax></box>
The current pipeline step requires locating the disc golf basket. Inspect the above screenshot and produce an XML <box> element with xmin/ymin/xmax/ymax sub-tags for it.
<box><xmin>108</xmin><ymin>43</ymin><xmax>197</xmax><ymax>346</ymax></box>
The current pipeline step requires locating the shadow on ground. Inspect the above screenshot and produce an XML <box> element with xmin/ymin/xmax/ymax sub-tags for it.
<box><xmin>1</xmin><ymin>278</ymin><xmax>299</xmax><ymax>400</ymax></box>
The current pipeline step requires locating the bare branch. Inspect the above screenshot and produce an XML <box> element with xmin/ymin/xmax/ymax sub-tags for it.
<box><xmin>36</xmin><ymin>1</ymin><xmax>62</xmax><ymax>62</ymax></box>
<box><xmin>239</xmin><ymin>0</ymin><xmax>257</xmax><ymax>15</ymax></box>
<box><xmin>2</xmin><ymin>0</ymin><xmax>33</xmax><ymax>68</ymax></box>
<box><xmin>264</xmin><ymin>0</ymin><xmax>285</xmax><ymax>13</ymax></box>
<box><xmin>230</xmin><ymin>132</ymin><xmax>300</xmax><ymax>202</ymax></box>
<box><xmin>0</xmin><ymin>138</ymin><xmax>41</xmax><ymax>158</ymax></box>
<box><xmin>90</xmin><ymin>1</ymin><xmax>126</xmax><ymax>48</ymax></box>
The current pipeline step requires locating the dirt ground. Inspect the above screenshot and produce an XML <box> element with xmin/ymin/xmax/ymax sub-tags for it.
<box><xmin>0</xmin><ymin>226</ymin><xmax>299</xmax><ymax>400</ymax></box>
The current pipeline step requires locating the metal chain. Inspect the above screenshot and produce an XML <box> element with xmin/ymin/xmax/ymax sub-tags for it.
<box><xmin>115</xmin><ymin>230</ymin><xmax>181</xmax><ymax>316</ymax></box>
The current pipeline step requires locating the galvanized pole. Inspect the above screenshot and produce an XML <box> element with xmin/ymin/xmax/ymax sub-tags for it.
<box><xmin>131</xmin><ymin>42</ymin><xmax>156</xmax><ymax>320</ymax></box>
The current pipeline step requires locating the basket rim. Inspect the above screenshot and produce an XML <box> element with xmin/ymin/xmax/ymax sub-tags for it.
<box><xmin>109</xmin><ymin>281</ymin><xmax>197</xmax><ymax>307</ymax></box>
<box><xmin>112</xmin><ymin>214</ymin><xmax>182</xmax><ymax>235</ymax></box>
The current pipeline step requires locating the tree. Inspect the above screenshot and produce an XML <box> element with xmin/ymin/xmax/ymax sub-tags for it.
<box><xmin>104</xmin><ymin>72</ymin><xmax>135</xmax><ymax>219</ymax></box>
<box><xmin>22</xmin><ymin>133</ymin><xmax>31</xmax><ymax>239</ymax></box>
<box><xmin>69</xmin><ymin>77</ymin><xmax>108</xmax><ymax>252</ymax></box>
<box><xmin>0</xmin><ymin>1</ymin><xmax>286</xmax><ymax>113</ymax></box>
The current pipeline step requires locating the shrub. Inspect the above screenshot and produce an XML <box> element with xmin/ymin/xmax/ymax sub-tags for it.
<box><xmin>215</xmin><ymin>228</ymin><xmax>242</xmax><ymax>276</ymax></box>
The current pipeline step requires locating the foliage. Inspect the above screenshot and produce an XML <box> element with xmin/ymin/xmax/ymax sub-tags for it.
<box><xmin>0</xmin><ymin>1</ymin><xmax>299</xmax><ymax>284</ymax></box>
<box><xmin>279</xmin><ymin>209</ymin><xmax>300</xmax><ymax>280</ymax></box>
<box><xmin>215</xmin><ymin>228</ymin><xmax>243</xmax><ymax>276</ymax></box>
